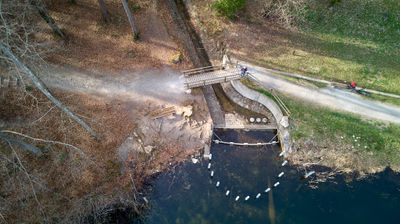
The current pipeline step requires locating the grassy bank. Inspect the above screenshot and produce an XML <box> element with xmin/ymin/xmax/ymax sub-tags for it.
<box><xmin>279</xmin><ymin>91</ymin><xmax>400</xmax><ymax>170</ymax></box>
<box><xmin>253</xmin><ymin>0</ymin><xmax>400</xmax><ymax>95</ymax></box>
<box><xmin>244</xmin><ymin>79</ymin><xmax>400</xmax><ymax>170</ymax></box>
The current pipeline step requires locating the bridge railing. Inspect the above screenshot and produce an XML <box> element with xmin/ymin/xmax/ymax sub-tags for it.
<box><xmin>182</xmin><ymin>65</ymin><xmax>223</xmax><ymax>77</ymax></box>
<box><xmin>184</xmin><ymin>73</ymin><xmax>240</xmax><ymax>89</ymax></box>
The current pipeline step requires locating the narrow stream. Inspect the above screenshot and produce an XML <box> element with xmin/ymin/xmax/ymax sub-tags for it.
<box><xmin>144</xmin><ymin>130</ymin><xmax>400</xmax><ymax>224</ymax></box>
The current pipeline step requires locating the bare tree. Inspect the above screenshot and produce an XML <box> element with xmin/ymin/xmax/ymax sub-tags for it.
<box><xmin>30</xmin><ymin>0</ymin><xmax>68</xmax><ymax>41</ymax></box>
<box><xmin>121</xmin><ymin>0</ymin><xmax>139</xmax><ymax>40</ymax></box>
<box><xmin>0</xmin><ymin>42</ymin><xmax>100</xmax><ymax>140</ymax></box>
<box><xmin>97</xmin><ymin>0</ymin><xmax>111</xmax><ymax>23</ymax></box>
<box><xmin>0</xmin><ymin>0</ymin><xmax>100</xmax><ymax>140</ymax></box>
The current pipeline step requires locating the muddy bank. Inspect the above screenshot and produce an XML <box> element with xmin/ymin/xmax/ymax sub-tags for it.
<box><xmin>287</xmin><ymin>138</ymin><xmax>395</xmax><ymax>178</ymax></box>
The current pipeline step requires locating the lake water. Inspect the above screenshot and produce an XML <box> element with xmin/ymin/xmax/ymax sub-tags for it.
<box><xmin>144</xmin><ymin>130</ymin><xmax>400</xmax><ymax>224</ymax></box>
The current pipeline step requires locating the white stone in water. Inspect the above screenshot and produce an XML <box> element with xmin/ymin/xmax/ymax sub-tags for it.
<box><xmin>274</xmin><ymin>182</ymin><xmax>280</xmax><ymax>187</ymax></box>
<box><xmin>279</xmin><ymin>151</ymin><xmax>286</xmax><ymax>157</ymax></box>
<box><xmin>185</xmin><ymin>89</ymin><xmax>192</xmax><ymax>94</ymax></box>
<box><xmin>214</xmin><ymin>140</ymin><xmax>220</xmax><ymax>144</ymax></box>
<box><xmin>262</xmin><ymin>118</ymin><xmax>268</xmax><ymax>123</ymax></box>
<box><xmin>249</xmin><ymin>117</ymin><xmax>255</xmax><ymax>123</ymax></box>
<box><xmin>278</xmin><ymin>172</ymin><xmax>284</xmax><ymax>178</ymax></box>
<box><xmin>305</xmin><ymin>171</ymin><xmax>315</xmax><ymax>178</ymax></box>
<box><xmin>245</xmin><ymin>196</ymin><xmax>250</xmax><ymax>201</ymax></box>
<box><xmin>265</xmin><ymin>188</ymin><xmax>271</xmax><ymax>193</ymax></box>
<box><xmin>210</xmin><ymin>171</ymin><xmax>214</xmax><ymax>177</ymax></box>
<box><xmin>256</xmin><ymin>193</ymin><xmax>261</xmax><ymax>199</ymax></box>
<box><xmin>235</xmin><ymin>196</ymin><xmax>240</xmax><ymax>201</ymax></box>
<box><xmin>216</xmin><ymin>181</ymin><xmax>220</xmax><ymax>187</ymax></box>
<box><xmin>256</xmin><ymin>118</ymin><xmax>261</xmax><ymax>123</ymax></box>
<box><xmin>207</xmin><ymin>163</ymin><xmax>211</xmax><ymax>169</ymax></box>
<box><xmin>226</xmin><ymin>190</ymin><xmax>230</xmax><ymax>196</ymax></box>
<box><xmin>282</xmin><ymin>160</ymin><xmax>288</xmax><ymax>166</ymax></box>
<box><xmin>192</xmin><ymin>158</ymin><xmax>199</xmax><ymax>164</ymax></box>
<box><xmin>209</xmin><ymin>154</ymin><xmax>212</xmax><ymax>160</ymax></box>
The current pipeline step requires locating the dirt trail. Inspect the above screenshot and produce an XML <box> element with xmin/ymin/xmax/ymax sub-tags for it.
<box><xmin>236</xmin><ymin>60</ymin><xmax>400</xmax><ymax>124</ymax></box>
<box><xmin>38</xmin><ymin>64</ymin><xmax>212</xmax><ymax>172</ymax></box>
<box><xmin>41</xmin><ymin>65</ymin><xmax>189</xmax><ymax>105</ymax></box>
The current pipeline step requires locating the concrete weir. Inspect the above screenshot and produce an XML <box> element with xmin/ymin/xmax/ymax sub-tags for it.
<box><xmin>217</xmin><ymin>56</ymin><xmax>291</xmax><ymax>154</ymax></box>
<box><xmin>228</xmin><ymin>78</ymin><xmax>291</xmax><ymax>153</ymax></box>
<box><xmin>164</xmin><ymin>0</ymin><xmax>290</xmax><ymax>156</ymax></box>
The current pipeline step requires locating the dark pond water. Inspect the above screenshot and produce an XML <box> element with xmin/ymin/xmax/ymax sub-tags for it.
<box><xmin>144</xmin><ymin>130</ymin><xmax>400</xmax><ymax>224</ymax></box>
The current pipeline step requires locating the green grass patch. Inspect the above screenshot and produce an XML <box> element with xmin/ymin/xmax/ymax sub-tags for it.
<box><xmin>281</xmin><ymin>92</ymin><xmax>400</xmax><ymax>165</ymax></box>
<box><xmin>255</xmin><ymin>0</ymin><xmax>400</xmax><ymax>95</ymax></box>
<box><xmin>252</xmin><ymin>83</ymin><xmax>400</xmax><ymax>166</ymax></box>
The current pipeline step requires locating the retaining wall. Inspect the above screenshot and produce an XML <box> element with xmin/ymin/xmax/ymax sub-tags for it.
<box><xmin>230</xmin><ymin>79</ymin><xmax>291</xmax><ymax>153</ymax></box>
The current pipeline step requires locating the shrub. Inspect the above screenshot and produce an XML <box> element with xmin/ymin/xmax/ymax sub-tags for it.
<box><xmin>330</xmin><ymin>0</ymin><xmax>342</xmax><ymax>5</ymax></box>
<box><xmin>213</xmin><ymin>0</ymin><xmax>246</xmax><ymax>20</ymax></box>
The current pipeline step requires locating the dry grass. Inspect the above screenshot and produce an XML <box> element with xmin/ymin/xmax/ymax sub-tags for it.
<box><xmin>0</xmin><ymin>88</ymin><xmax>139</xmax><ymax>223</ymax></box>
<box><xmin>1</xmin><ymin>0</ymin><xmax>206</xmax><ymax>222</ymax></box>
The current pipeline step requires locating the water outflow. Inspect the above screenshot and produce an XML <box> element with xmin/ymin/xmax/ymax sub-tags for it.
<box><xmin>124</xmin><ymin>68</ymin><xmax>187</xmax><ymax>103</ymax></box>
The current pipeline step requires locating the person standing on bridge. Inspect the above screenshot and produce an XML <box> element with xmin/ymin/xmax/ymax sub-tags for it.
<box><xmin>241</xmin><ymin>67</ymin><xmax>248</xmax><ymax>77</ymax></box>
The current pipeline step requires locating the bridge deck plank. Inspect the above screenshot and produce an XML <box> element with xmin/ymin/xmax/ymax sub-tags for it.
<box><xmin>184</xmin><ymin>69</ymin><xmax>241</xmax><ymax>88</ymax></box>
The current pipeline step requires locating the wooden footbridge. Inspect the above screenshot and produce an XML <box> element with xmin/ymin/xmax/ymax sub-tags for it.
<box><xmin>183</xmin><ymin>65</ymin><xmax>242</xmax><ymax>89</ymax></box>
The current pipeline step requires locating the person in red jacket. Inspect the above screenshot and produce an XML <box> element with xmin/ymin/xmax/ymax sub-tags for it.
<box><xmin>349</xmin><ymin>81</ymin><xmax>356</xmax><ymax>89</ymax></box>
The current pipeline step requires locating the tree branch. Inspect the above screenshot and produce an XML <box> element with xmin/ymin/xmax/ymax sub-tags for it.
<box><xmin>0</xmin><ymin>41</ymin><xmax>101</xmax><ymax>140</ymax></box>
<box><xmin>0</xmin><ymin>132</ymin><xmax>43</xmax><ymax>156</ymax></box>
<box><xmin>7</xmin><ymin>141</ymin><xmax>47</xmax><ymax>221</ymax></box>
<box><xmin>1</xmin><ymin>130</ymin><xmax>88</xmax><ymax>159</ymax></box>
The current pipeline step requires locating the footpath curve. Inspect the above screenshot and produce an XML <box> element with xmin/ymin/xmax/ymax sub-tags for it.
<box><xmin>234</xmin><ymin>59</ymin><xmax>400</xmax><ymax>124</ymax></box>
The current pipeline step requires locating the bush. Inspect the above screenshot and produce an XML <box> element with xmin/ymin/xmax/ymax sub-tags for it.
<box><xmin>213</xmin><ymin>0</ymin><xmax>246</xmax><ymax>19</ymax></box>
<box><xmin>330</xmin><ymin>0</ymin><xmax>342</xmax><ymax>5</ymax></box>
<box><xmin>262</xmin><ymin>0</ymin><xmax>307</xmax><ymax>27</ymax></box>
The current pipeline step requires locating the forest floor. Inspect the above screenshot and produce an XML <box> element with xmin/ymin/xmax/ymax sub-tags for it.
<box><xmin>1</xmin><ymin>0</ymin><xmax>212</xmax><ymax>223</ymax></box>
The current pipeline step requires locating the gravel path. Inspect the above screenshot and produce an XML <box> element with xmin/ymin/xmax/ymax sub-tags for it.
<box><xmin>236</xmin><ymin>60</ymin><xmax>400</xmax><ymax>124</ymax></box>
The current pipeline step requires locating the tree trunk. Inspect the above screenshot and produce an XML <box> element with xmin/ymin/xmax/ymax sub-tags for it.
<box><xmin>97</xmin><ymin>0</ymin><xmax>111</xmax><ymax>23</ymax></box>
<box><xmin>0</xmin><ymin>42</ymin><xmax>101</xmax><ymax>140</ymax></box>
<box><xmin>30</xmin><ymin>0</ymin><xmax>68</xmax><ymax>42</ymax></box>
<box><xmin>121</xmin><ymin>0</ymin><xmax>138</xmax><ymax>39</ymax></box>
<box><xmin>0</xmin><ymin>132</ymin><xmax>43</xmax><ymax>156</ymax></box>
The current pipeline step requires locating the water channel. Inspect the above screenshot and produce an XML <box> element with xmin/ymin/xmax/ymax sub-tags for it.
<box><xmin>144</xmin><ymin>130</ymin><xmax>400</xmax><ymax>224</ymax></box>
